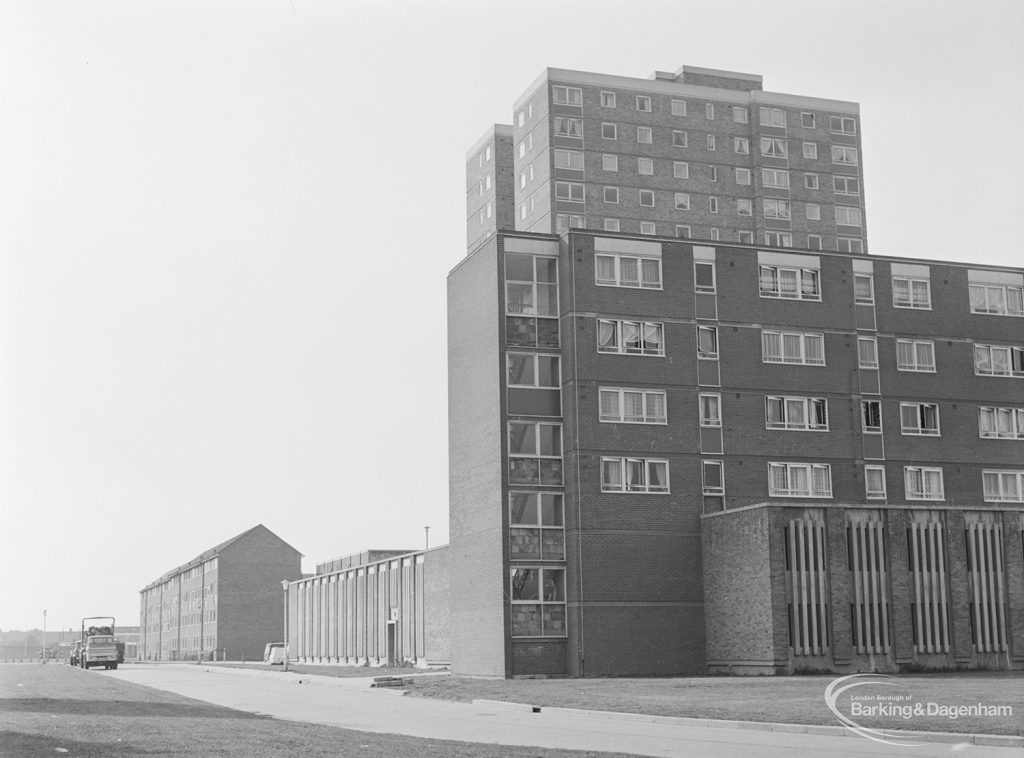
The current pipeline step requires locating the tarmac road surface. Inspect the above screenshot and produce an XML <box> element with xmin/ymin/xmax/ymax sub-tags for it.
<box><xmin>105</xmin><ymin>665</ymin><xmax>1017</xmax><ymax>758</ymax></box>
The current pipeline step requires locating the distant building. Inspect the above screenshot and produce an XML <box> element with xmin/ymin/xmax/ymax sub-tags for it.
<box><xmin>139</xmin><ymin>524</ymin><xmax>301</xmax><ymax>661</ymax></box>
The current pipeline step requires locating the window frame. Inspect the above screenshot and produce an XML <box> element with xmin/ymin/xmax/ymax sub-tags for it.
<box><xmin>981</xmin><ymin>470</ymin><xmax>1024</xmax><ymax>503</ymax></box>
<box><xmin>970</xmin><ymin>283</ymin><xmax>1024</xmax><ymax>317</ymax></box>
<box><xmin>765</xmin><ymin>395</ymin><xmax>829</xmax><ymax>431</ymax></box>
<box><xmin>762</xmin><ymin>168</ymin><xmax>790</xmax><ymax>189</ymax></box>
<box><xmin>904</xmin><ymin>466</ymin><xmax>944</xmax><ymax>501</ymax></box>
<box><xmin>552</xmin><ymin>86</ymin><xmax>583</xmax><ymax>105</ymax></box>
<box><xmin>603</xmin><ymin>186</ymin><xmax>620</xmax><ymax>204</ymax></box>
<box><xmin>507</xmin><ymin>352</ymin><xmax>561</xmax><ymax>389</ymax></box>
<box><xmin>509</xmin><ymin>566</ymin><xmax>566</xmax><ymax>638</ymax></box>
<box><xmin>671</xmin><ymin>99</ymin><xmax>686</xmax><ymax>117</ymax></box>
<box><xmin>600</xmin><ymin>456</ymin><xmax>670</xmax><ymax>494</ymax></box>
<box><xmin>733</xmin><ymin>137</ymin><xmax>749</xmax><ymax>154</ymax></box>
<box><xmin>767</xmin><ymin>462</ymin><xmax>832</xmax><ymax>498</ymax></box>
<box><xmin>509</xmin><ymin>491</ymin><xmax>565</xmax><ymax>561</ymax></box>
<box><xmin>978</xmin><ymin>406</ymin><xmax>1024</xmax><ymax>439</ymax></box>
<box><xmin>831</xmin><ymin>145</ymin><xmax>859</xmax><ymax>165</ymax></box>
<box><xmin>636</xmin><ymin>94</ymin><xmax>652</xmax><ymax>112</ymax></box>
<box><xmin>862</xmin><ymin>400</ymin><xmax>882</xmax><ymax>433</ymax></box>
<box><xmin>594</xmin><ymin>252</ymin><xmax>662</xmax><ymax>289</ymax></box>
<box><xmin>973</xmin><ymin>344</ymin><xmax>1024</xmax><ymax>377</ymax></box>
<box><xmin>672</xmin><ymin>130</ymin><xmax>688</xmax><ymax>147</ymax></box>
<box><xmin>892</xmin><ymin>276</ymin><xmax>932</xmax><ymax>309</ymax></box>
<box><xmin>899</xmin><ymin>402</ymin><xmax>941</xmax><ymax>436</ymax></box>
<box><xmin>895</xmin><ymin>339</ymin><xmax>936</xmax><ymax>373</ymax></box>
<box><xmin>759</xmin><ymin>107</ymin><xmax>786</xmax><ymax>128</ymax></box>
<box><xmin>639</xmin><ymin>189</ymin><xmax>655</xmax><ymax>207</ymax></box>
<box><xmin>554</xmin><ymin>181</ymin><xmax>584</xmax><ymax>203</ymax></box>
<box><xmin>858</xmin><ymin>336</ymin><xmax>879</xmax><ymax>368</ymax></box>
<box><xmin>702</xmin><ymin>460</ymin><xmax>725</xmax><ymax>496</ymax></box>
<box><xmin>802</xmin><ymin>142</ymin><xmax>818</xmax><ymax>159</ymax></box>
<box><xmin>762</xmin><ymin>330</ymin><xmax>826</xmax><ymax>365</ymax></box>
<box><xmin>830</xmin><ymin>115</ymin><xmax>857</xmax><ymax>134</ymax></box>
<box><xmin>732</xmin><ymin>106</ymin><xmax>748</xmax><ymax>124</ymax></box>
<box><xmin>600</xmin><ymin>91</ymin><xmax>616</xmax><ymax>108</ymax></box>
<box><xmin>597</xmin><ymin>319</ymin><xmax>665</xmax><ymax>357</ymax></box>
<box><xmin>674</xmin><ymin>192</ymin><xmax>690</xmax><ymax>211</ymax></box>
<box><xmin>760</xmin><ymin>137</ymin><xmax>788</xmax><ymax>158</ymax></box>
<box><xmin>699</xmin><ymin>392</ymin><xmax>721</xmax><ymax>427</ymax></box>
<box><xmin>601</xmin><ymin>122</ymin><xmax>618</xmax><ymax>140</ymax></box>
<box><xmin>758</xmin><ymin>265</ymin><xmax>821</xmax><ymax>301</ymax></box>
<box><xmin>554</xmin><ymin>149</ymin><xmax>584</xmax><ymax>170</ymax></box>
<box><xmin>865</xmin><ymin>465</ymin><xmax>886</xmax><ymax>499</ymax></box>
<box><xmin>696</xmin><ymin>325</ymin><xmax>718</xmax><ymax>359</ymax></box>
<box><xmin>835</xmin><ymin>206</ymin><xmax>863</xmax><ymax>227</ymax></box>
<box><xmin>553</xmin><ymin>117</ymin><xmax>583</xmax><ymax>138</ymax></box>
<box><xmin>598</xmin><ymin>387</ymin><xmax>668</xmax><ymax>425</ymax></box>
<box><xmin>637</xmin><ymin>157</ymin><xmax>654</xmax><ymax>176</ymax></box>
<box><xmin>854</xmin><ymin>273</ymin><xmax>875</xmax><ymax>304</ymax></box>
<box><xmin>636</xmin><ymin>126</ymin><xmax>653</xmax><ymax>144</ymax></box>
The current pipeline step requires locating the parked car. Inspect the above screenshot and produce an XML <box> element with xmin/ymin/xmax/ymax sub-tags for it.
<box><xmin>264</xmin><ymin>642</ymin><xmax>285</xmax><ymax>664</ymax></box>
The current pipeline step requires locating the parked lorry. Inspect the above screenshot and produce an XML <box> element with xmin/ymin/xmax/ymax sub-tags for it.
<box><xmin>80</xmin><ymin>617</ymin><xmax>118</xmax><ymax>670</ymax></box>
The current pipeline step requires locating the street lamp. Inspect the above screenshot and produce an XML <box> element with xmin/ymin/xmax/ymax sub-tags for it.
<box><xmin>42</xmin><ymin>610</ymin><xmax>47</xmax><ymax>664</ymax></box>
<box><xmin>280</xmin><ymin>580</ymin><xmax>289</xmax><ymax>672</ymax></box>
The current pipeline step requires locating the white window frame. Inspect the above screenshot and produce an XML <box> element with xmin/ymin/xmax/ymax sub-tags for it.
<box><xmin>637</xmin><ymin>126</ymin><xmax>653</xmax><ymax>144</ymax></box>
<box><xmin>735</xmin><ymin>168</ymin><xmax>751</xmax><ymax>185</ymax></box>
<box><xmin>639</xmin><ymin>189</ymin><xmax>655</xmax><ymax>207</ymax></box>
<box><xmin>837</xmin><ymin>237</ymin><xmax>864</xmax><ymax>254</ymax></box>
<box><xmin>508</xmin><ymin>421</ymin><xmax>563</xmax><ymax>486</ymax></box>
<box><xmin>598</xmin><ymin>388</ymin><xmax>668</xmax><ymax>424</ymax></box>
<box><xmin>733</xmin><ymin>106</ymin><xmax>748</xmax><ymax>124</ymax></box>
<box><xmin>602</xmin><ymin>154</ymin><xmax>618</xmax><ymax>172</ymax></box>
<box><xmin>674</xmin><ymin>193</ymin><xmax>690</xmax><ymax>210</ymax></box>
<box><xmin>805</xmin><ymin>204</ymin><xmax>821</xmax><ymax>221</ymax></box>
<box><xmin>639</xmin><ymin>222</ymin><xmax>656</xmax><ymax>236</ymax></box>
<box><xmin>900</xmin><ymin>402</ymin><xmax>941</xmax><ymax>436</ymax></box>
<box><xmin>892</xmin><ymin>276</ymin><xmax>931</xmax><ymax>309</ymax></box>
<box><xmin>801</xmin><ymin>112</ymin><xmax>815</xmax><ymax>128</ymax></box>
<box><xmin>807</xmin><ymin>235</ymin><xmax>822</xmax><ymax>251</ymax></box>
<box><xmin>601</xmin><ymin>457</ymin><xmax>670</xmax><ymax>494</ymax></box>
<box><xmin>694</xmin><ymin>260</ymin><xmax>716</xmax><ymax>293</ymax></box>
<box><xmin>708</xmin><ymin>166</ymin><xmax>717</xmax><ymax>182</ymax></box>
<box><xmin>603</xmin><ymin>186</ymin><xmax>619</xmax><ymax>204</ymax></box>
<box><xmin>734</xmin><ymin>137</ymin><xmax>749</xmax><ymax>154</ymax></box>
<box><xmin>738</xmin><ymin>231</ymin><xmax>754</xmax><ymax>244</ymax></box>
<box><xmin>554</xmin><ymin>117</ymin><xmax>583</xmax><ymax>138</ymax></box>
<box><xmin>601</xmin><ymin>123</ymin><xmax>617</xmax><ymax>140</ymax></box>
<box><xmin>737</xmin><ymin>199</ymin><xmax>752</xmax><ymax>216</ymax></box>
<box><xmin>552</xmin><ymin>86</ymin><xmax>582</xmax><ymax>105</ymax></box>
<box><xmin>762</xmin><ymin>330</ymin><xmax>825</xmax><ymax>365</ymax></box>
<box><xmin>904</xmin><ymin>466</ymin><xmax>944</xmax><ymax>501</ymax></box>
<box><xmin>709</xmin><ymin>197</ymin><xmax>718</xmax><ymax>214</ymax></box>
<box><xmin>982</xmin><ymin>470</ymin><xmax>1024</xmax><ymax>503</ymax></box>
<box><xmin>672</xmin><ymin>130</ymin><xmax>688</xmax><ymax>147</ymax></box>
<box><xmin>854</xmin><ymin>273</ymin><xmax>874</xmax><ymax>304</ymax></box>
<box><xmin>673</xmin><ymin>161</ymin><xmax>689</xmax><ymax>179</ymax></box>
<box><xmin>637</xmin><ymin>157</ymin><xmax>654</xmax><ymax>175</ymax></box>
<box><xmin>974</xmin><ymin>344</ymin><xmax>1024</xmax><ymax>377</ymax></box>
<box><xmin>970</xmin><ymin>284</ymin><xmax>1024</xmax><ymax>317</ymax></box>
<box><xmin>707</xmin><ymin>134</ymin><xmax>716</xmax><ymax>151</ymax></box>
<box><xmin>896</xmin><ymin>339</ymin><xmax>936</xmax><ymax>372</ymax></box>
<box><xmin>696</xmin><ymin>325</ymin><xmax>718</xmax><ymax>359</ymax></box>
<box><xmin>554</xmin><ymin>149</ymin><xmax>584</xmax><ymax>170</ymax></box>
<box><xmin>759</xmin><ymin>265</ymin><xmax>820</xmax><ymax>300</ymax></box>
<box><xmin>705</xmin><ymin>103</ymin><xmax>715</xmax><ymax>120</ymax></box>
<box><xmin>767</xmin><ymin>462</ymin><xmax>832</xmax><ymax>498</ymax></box>
<box><xmin>671</xmin><ymin>99</ymin><xmax>686</xmax><ymax>117</ymax></box>
<box><xmin>676</xmin><ymin>225</ymin><xmax>691</xmax><ymax>239</ymax></box>
<box><xmin>699</xmin><ymin>393</ymin><xmax>721</xmax><ymax>427</ymax></box>
<box><xmin>702</xmin><ymin>460</ymin><xmax>725</xmax><ymax>496</ymax></box>
<box><xmin>603</xmin><ymin>218</ymin><xmax>620</xmax><ymax>232</ymax></box>
<box><xmin>765</xmin><ymin>396</ymin><xmax>828</xmax><ymax>431</ymax></box>
<box><xmin>509</xmin><ymin>566</ymin><xmax>566</xmax><ymax>638</ymax></box>
<box><xmin>759</xmin><ymin>107</ymin><xmax>786</xmax><ymax>128</ymax></box>
<box><xmin>978</xmin><ymin>406</ymin><xmax>1024</xmax><ymax>439</ymax></box>
<box><xmin>831</xmin><ymin>145</ymin><xmax>859</xmax><ymax>165</ymax></box>
<box><xmin>760</xmin><ymin>137</ymin><xmax>787</xmax><ymax>158</ymax></box>
<box><xmin>835</xmin><ymin>206</ymin><xmax>863</xmax><ymax>226</ymax></box>
<box><xmin>833</xmin><ymin>175</ymin><xmax>860</xmax><ymax>195</ymax></box>
<box><xmin>595</xmin><ymin>252</ymin><xmax>661</xmax><ymax>289</ymax></box>
<box><xmin>762</xmin><ymin>168</ymin><xmax>790</xmax><ymax>189</ymax></box>
<box><xmin>555</xmin><ymin>181</ymin><xmax>584</xmax><ymax>203</ymax></box>
<box><xmin>600</xmin><ymin>91</ymin><xmax>616</xmax><ymax>108</ymax></box>
<box><xmin>805</xmin><ymin>174</ymin><xmax>819</xmax><ymax>190</ymax></box>
<box><xmin>597</xmin><ymin>319</ymin><xmax>665</xmax><ymax>357</ymax></box>
<box><xmin>830</xmin><ymin>115</ymin><xmax>856</xmax><ymax>134</ymax></box>
<box><xmin>865</xmin><ymin>465</ymin><xmax>886</xmax><ymax>499</ymax></box>
<box><xmin>765</xmin><ymin>232</ymin><xmax>793</xmax><ymax>248</ymax></box>
<box><xmin>802</xmin><ymin>142</ymin><xmax>818</xmax><ymax>159</ymax></box>
<box><xmin>507</xmin><ymin>353</ymin><xmax>561</xmax><ymax>389</ymax></box>
<box><xmin>764</xmin><ymin>198</ymin><xmax>792</xmax><ymax>220</ymax></box>
<box><xmin>862</xmin><ymin>400</ymin><xmax>882</xmax><ymax>433</ymax></box>
<box><xmin>636</xmin><ymin>95</ymin><xmax>651</xmax><ymax>112</ymax></box>
<box><xmin>858</xmin><ymin>336</ymin><xmax>878</xmax><ymax>368</ymax></box>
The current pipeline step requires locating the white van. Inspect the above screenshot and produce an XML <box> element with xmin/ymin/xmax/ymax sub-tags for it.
<box><xmin>264</xmin><ymin>642</ymin><xmax>286</xmax><ymax>664</ymax></box>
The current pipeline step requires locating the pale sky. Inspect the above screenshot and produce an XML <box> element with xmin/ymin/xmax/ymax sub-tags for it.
<box><xmin>1</xmin><ymin>0</ymin><xmax>1022</xmax><ymax>633</ymax></box>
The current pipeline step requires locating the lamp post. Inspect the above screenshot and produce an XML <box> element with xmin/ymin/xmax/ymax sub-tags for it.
<box><xmin>42</xmin><ymin>610</ymin><xmax>47</xmax><ymax>664</ymax></box>
<box><xmin>280</xmin><ymin>580</ymin><xmax>289</xmax><ymax>672</ymax></box>
<box><xmin>424</xmin><ymin>525</ymin><xmax>430</xmax><ymax>551</ymax></box>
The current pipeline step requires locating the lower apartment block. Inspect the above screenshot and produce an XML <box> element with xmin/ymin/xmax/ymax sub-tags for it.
<box><xmin>447</xmin><ymin>228</ymin><xmax>1024</xmax><ymax>677</ymax></box>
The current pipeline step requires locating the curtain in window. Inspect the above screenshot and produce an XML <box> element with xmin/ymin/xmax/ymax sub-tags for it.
<box><xmin>598</xmin><ymin>320</ymin><xmax>617</xmax><ymax>350</ymax></box>
<box><xmin>622</xmin><ymin>321</ymin><xmax>641</xmax><ymax>351</ymax></box>
<box><xmin>805</xmin><ymin>335</ymin><xmax>824</xmax><ymax>363</ymax></box>
<box><xmin>812</xmin><ymin>467</ymin><xmax>830</xmax><ymax>496</ymax></box>
<box><xmin>900</xmin><ymin>405</ymin><xmax>917</xmax><ymax>431</ymax></box>
<box><xmin>855</xmin><ymin>276</ymin><xmax>873</xmax><ymax>301</ymax></box>
<box><xmin>759</xmin><ymin>267</ymin><xmax>777</xmax><ymax>293</ymax></box>
<box><xmin>599</xmin><ymin>390</ymin><xmax>619</xmax><ymax>420</ymax></box>
<box><xmin>779</xmin><ymin>269</ymin><xmax>798</xmax><ymax>296</ymax></box>
<box><xmin>641</xmin><ymin>259</ymin><xmax>660</xmax><ymax>287</ymax></box>
<box><xmin>763</xmin><ymin>332</ymin><xmax>781</xmax><ymax>360</ymax></box>
<box><xmin>619</xmin><ymin>257</ymin><xmax>639</xmax><ymax>286</ymax></box>
<box><xmin>625</xmin><ymin>459</ymin><xmax>644</xmax><ymax>490</ymax></box>
<box><xmin>643</xmin><ymin>323</ymin><xmax>662</xmax><ymax>351</ymax></box>
<box><xmin>979</xmin><ymin>408</ymin><xmax>995</xmax><ymax>436</ymax></box>
<box><xmin>1002</xmin><ymin>474</ymin><xmax>1019</xmax><ymax>500</ymax></box>
<box><xmin>623</xmin><ymin>391</ymin><xmax>644</xmax><ymax>422</ymax></box>
<box><xmin>786</xmin><ymin>399</ymin><xmax>806</xmax><ymax>427</ymax></box>
<box><xmin>991</xmin><ymin>347</ymin><xmax>1009</xmax><ymax>374</ymax></box>
<box><xmin>970</xmin><ymin>285</ymin><xmax>987</xmax><ymax>312</ymax></box>
<box><xmin>921</xmin><ymin>405</ymin><xmax>937</xmax><ymax>431</ymax></box>
<box><xmin>698</xmin><ymin>327</ymin><xmax>716</xmax><ymax>354</ymax></box>
<box><xmin>769</xmin><ymin>464</ymin><xmax>788</xmax><ymax>493</ymax></box>
<box><xmin>790</xmin><ymin>466</ymin><xmax>809</xmax><ymax>495</ymax></box>
<box><xmin>595</xmin><ymin>256</ymin><xmax>616</xmax><ymax>284</ymax></box>
<box><xmin>923</xmin><ymin>470</ymin><xmax>942</xmax><ymax>497</ymax></box>
<box><xmin>911</xmin><ymin>280</ymin><xmax>929</xmax><ymax>306</ymax></box>
<box><xmin>646</xmin><ymin>392</ymin><xmax>666</xmax><ymax>423</ymax></box>
<box><xmin>858</xmin><ymin>339</ymin><xmax>877</xmax><ymax>366</ymax></box>
<box><xmin>648</xmin><ymin>461</ymin><xmax>667</xmax><ymax>491</ymax></box>
<box><xmin>866</xmin><ymin>468</ymin><xmax>884</xmax><ymax>494</ymax></box>
<box><xmin>897</xmin><ymin>341</ymin><xmax>914</xmax><ymax>368</ymax></box>
<box><xmin>1008</xmin><ymin>288</ymin><xmax>1023</xmax><ymax>315</ymax></box>
<box><xmin>782</xmin><ymin>333</ymin><xmax>802</xmax><ymax>361</ymax></box>
<box><xmin>766</xmin><ymin>397</ymin><xmax>784</xmax><ymax>426</ymax></box>
<box><xmin>812</xmin><ymin>400</ymin><xmax>827</xmax><ymax>427</ymax></box>
<box><xmin>701</xmin><ymin>395</ymin><xmax>719</xmax><ymax>425</ymax></box>
<box><xmin>802</xmin><ymin>270</ymin><xmax>820</xmax><ymax>297</ymax></box>
<box><xmin>906</xmin><ymin>468</ymin><xmax>923</xmax><ymax>496</ymax></box>
<box><xmin>915</xmin><ymin>342</ymin><xmax>934</xmax><ymax>369</ymax></box>
<box><xmin>893</xmin><ymin>279</ymin><xmax>910</xmax><ymax>305</ymax></box>
<box><xmin>601</xmin><ymin>459</ymin><xmax>622</xmax><ymax>490</ymax></box>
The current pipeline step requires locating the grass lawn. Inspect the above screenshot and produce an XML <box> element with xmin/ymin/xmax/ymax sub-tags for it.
<box><xmin>0</xmin><ymin>664</ymin><xmax>637</xmax><ymax>758</ymax></box>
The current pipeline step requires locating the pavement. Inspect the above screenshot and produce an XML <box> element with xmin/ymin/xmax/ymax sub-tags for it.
<box><xmin>105</xmin><ymin>664</ymin><xmax>1022</xmax><ymax>758</ymax></box>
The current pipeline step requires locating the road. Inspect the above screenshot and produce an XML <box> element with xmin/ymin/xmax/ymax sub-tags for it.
<box><xmin>106</xmin><ymin>665</ymin><xmax>1017</xmax><ymax>758</ymax></box>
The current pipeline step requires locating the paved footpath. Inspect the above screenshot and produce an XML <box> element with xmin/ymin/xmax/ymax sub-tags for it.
<box><xmin>107</xmin><ymin>665</ymin><xmax>1019</xmax><ymax>758</ymax></box>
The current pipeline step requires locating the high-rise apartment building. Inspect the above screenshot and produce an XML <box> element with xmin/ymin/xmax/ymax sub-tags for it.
<box><xmin>467</xmin><ymin>65</ymin><xmax>866</xmax><ymax>253</ymax></box>
<box><xmin>450</xmin><ymin>65</ymin><xmax>1023</xmax><ymax>678</ymax></box>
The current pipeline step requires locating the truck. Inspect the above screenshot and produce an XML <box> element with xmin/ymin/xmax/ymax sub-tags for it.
<box><xmin>80</xmin><ymin>617</ymin><xmax>119</xmax><ymax>670</ymax></box>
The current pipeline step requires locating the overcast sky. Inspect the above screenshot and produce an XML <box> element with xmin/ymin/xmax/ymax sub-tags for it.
<box><xmin>1</xmin><ymin>0</ymin><xmax>1022</xmax><ymax>633</ymax></box>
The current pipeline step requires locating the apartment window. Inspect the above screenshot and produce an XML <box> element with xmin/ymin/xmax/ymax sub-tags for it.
<box><xmin>768</xmin><ymin>463</ymin><xmax>832</xmax><ymax>498</ymax></box>
<box><xmin>830</xmin><ymin>115</ymin><xmax>856</xmax><ymax>134</ymax></box>
<box><xmin>485</xmin><ymin>146</ymin><xmax>491</xmax><ymax>161</ymax></box>
<box><xmin>636</xmin><ymin>95</ymin><xmax>652</xmax><ymax>112</ymax></box>
<box><xmin>555</xmin><ymin>214</ymin><xmax>585</xmax><ymax>232</ymax></box>
<box><xmin>601</xmin><ymin>457</ymin><xmax>669</xmax><ymax>493</ymax></box>
<box><xmin>510</xmin><ymin>567</ymin><xmax>565</xmax><ymax>637</ymax></box>
<box><xmin>671</xmin><ymin>99</ymin><xmax>687</xmax><ymax>116</ymax></box>
<box><xmin>674</xmin><ymin>193</ymin><xmax>690</xmax><ymax>210</ymax></box>
<box><xmin>599</xmin><ymin>388</ymin><xmax>667</xmax><ymax>424</ymax></box>
<box><xmin>738</xmin><ymin>199</ymin><xmax>752</xmax><ymax>216</ymax></box>
<box><xmin>673</xmin><ymin>161</ymin><xmax>689</xmax><ymax>179</ymax></box>
<box><xmin>552</xmin><ymin>86</ymin><xmax>582</xmax><ymax>105</ymax></box>
<box><xmin>738</xmin><ymin>231</ymin><xmax>754</xmax><ymax>244</ymax></box>
<box><xmin>600</xmin><ymin>91</ymin><xmax>616</xmax><ymax>108</ymax></box>
<box><xmin>706</xmin><ymin>134</ymin><xmax>716</xmax><ymax>151</ymax></box>
<box><xmin>639</xmin><ymin>189</ymin><xmax>655</xmax><ymax>207</ymax></box>
<box><xmin>485</xmin><ymin>174</ymin><xmax>492</xmax><ymax>191</ymax></box>
<box><xmin>766</xmin><ymin>396</ymin><xmax>828</xmax><ymax>430</ymax></box>
<box><xmin>517</xmin><ymin>111</ymin><xmax>525</xmax><ymax>128</ymax></box>
<box><xmin>505</xmin><ymin>254</ymin><xmax>558</xmax><ymax>317</ymax></box>
<box><xmin>603</xmin><ymin>186</ymin><xmax>619</xmax><ymax>204</ymax></box>
<box><xmin>637</xmin><ymin>126</ymin><xmax>653</xmax><ymax>144</ymax></box>
<box><xmin>694</xmin><ymin>261</ymin><xmax>716</xmax><ymax>293</ymax></box>
<box><xmin>760</xmin><ymin>137</ymin><xmax>787</xmax><ymax>157</ymax></box>
<box><xmin>703</xmin><ymin>461</ymin><xmax>725</xmax><ymax>496</ymax></box>
<box><xmin>865</xmin><ymin>466</ymin><xmax>886</xmax><ymax>499</ymax></box>
<box><xmin>708</xmin><ymin>166</ymin><xmax>717</xmax><ymax>182</ymax></box>
<box><xmin>854</xmin><ymin>274</ymin><xmax>874</xmax><ymax>304</ymax></box>
<box><xmin>762</xmin><ymin>168</ymin><xmax>790</xmax><ymax>189</ymax></box>
<box><xmin>637</xmin><ymin>157</ymin><xmax>654</xmax><ymax>175</ymax></box>
<box><xmin>970</xmin><ymin>284</ymin><xmax>1024</xmax><ymax>316</ymax></box>
<box><xmin>509</xmin><ymin>492</ymin><xmax>564</xmax><ymax>561</ymax></box>
<box><xmin>640</xmin><ymin>222</ymin><xmax>656</xmax><ymax>235</ymax></box>
<box><xmin>676</xmin><ymin>225</ymin><xmax>691</xmax><ymax>239</ymax></box>
<box><xmin>974</xmin><ymin>344</ymin><xmax>1024</xmax><ymax>377</ymax></box>
<box><xmin>802</xmin><ymin>142</ymin><xmax>818</xmax><ymax>159</ymax></box>
<box><xmin>905</xmin><ymin>467</ymin><xmax>944</xmax><ymax>501</ymax></box>
<box><xmin>765</xmin><ymin>231</ymin><xmax>793</xmax><ymax>248</ymax></box>
<box><xmin>832</xmin><ymin>145</ymin><xmax>859</xmax><ymax>165</ymax></box>
<box><xmin>554</xmin><ymin>149</ymin><xmax>584</xmax><ymax>170</ymax></box>
<box><xmin>805</xmin><ymin>204</ymin><xmax>821</xmax><ymax>221</ymax></box>
<box><xmin>734</xmin><ymin>137</ymin><xmax>750</xmax><ymax>154</ymax></box>
<box><xmin>892</xmin><ymin>276</ymin><xmax>931</xmax><ymax>309</ymax></box>
<box><xmin>862</xmin><ymin>400</ymin><xmax>882</xmax><ymax>432</ymax></box>
<box><xmin>602</xmin><ymin>154</ymin><xmax>618</xmax><ymax>172</ymax></box>
<box><xmin>733</xmin><ymin>106</ymin><xmax>748</xmax><ymax>124</ymax></box>
<box><xmin>554</xmin><ymin>117</ymin><xmax>582</xmax><ymax>138</ymax></box>
<box><xmin>978</xmin><ymin>406</ymin><xmax>1024</xmax><ymax>439</ymax></box>
<box><xmin>710</xmin><ymin>228</ymin><xmax>720</xmax><ymax>241</ymax></box>
<box><xmin>555</xmin><ymin>181</ymin><xmax>584</xmax><ymax>202</ymax></box>
<box><xmin>807</xmin><ymin>235</ymin><xmax>822</xmax><ymax>251</ymax></box>
<box><xmin>709</xmin><ymin>197</ymin><xmax>719</xmax><ymax>213</ymax></box>
<box><xmin>833</xmin><ymin>175</ymin><xmax>861</xmax><ymax>195</ymax></box>
<box><xmin>601</xmin><ymin>123</ymin><xmax>617</xmax><ymax>140</ymax></box>
<box><xmin>762</xmin><ymin>330</ymin><xmax>825</xmax><ymax>365</ymax></box>
<box><xmin>597</xmin><ymin>319</ymin><xmax>664</xmax><ymax>356</ymax></box>
<box><xmin>836</xmin><ymin>206</ymin><xmax>863</xmax><ymax>226</ymax></box>
<box><xmin>520</xmin><ymin>172</ymin><xmax>528</xmax><ymax>190</ymax></box>
<box><xmin>858</xmin><ymin>336</ymin><xmax>878</xmax><ymax>368</ymax></box>
<box><xmin>697</xmin><ymin>325</ymin><xmax>718</xmax><ymax>358</ymax></box>
<box><xmin>595</xmin><ymin>251</ymin><xmax>661</xmax><ymax>289</ymax></box>
<box><xmin>982</xmin><ymin>471</ymin><xmax>1024</xmax><ymax>502</ymax></box>
<box><xmin>763</xmin><ymin>198</ymin><xmax>792</xmax><ymax>220</ymax></box>
<box><xmin>805</xmin><ymin>174</ymin><xmax>819</xmax><ymax>190</ymax></box>
<box><xmin>507</xmin><ymin>353</ymin><xmax>560</xmax><ymax>388</ymax></box>
<box><xmin>732</xmin><ymin>168</ymin><xmax>751</xmax><ymax>186</ymax></box>
<box><xmin>705</xmin><ymin>103</ymin><xmax>715</xmax><ymax>120</ymax></box>
<box><xmin>801</xmin><ymin>112</ymin><xmax>815</xmax><ymax>128</ymax></box>
<box><xmin>901</xmin><ymin>403</ymin><xmax>940</xmax><ymax>435</ymax></box>
<box><xmin>838</xmin><ymin>237</ymin><xmax>864</xmax><ymax>254</ymax></box>
<box><xmin>603</xmin><ymin>218</ymin><xmax>620</xmax><ymax>232</ymax></box>
<box><xmin>520</xmin><ymin>202</ymin><xmax>528</xmax><ymax>220</ymax></box>
<box><xmin>759</xmin><ymin>107</ymin><xmax>786</xmax><ymax>128</ymax></box>
<box><xmin>508</xmin><ymin>421</ymin><xmax>562</xmax><ymax>486</ymax></box>
<box><xmin>699</xmin><ymin>393</ymin><xmax>721</xmax><ymax>427</ymax></box>
<box><xmin>673</xmin><ymin>131</ymin><xmax>688</xmax><ymax>147</ymax></box>
<box><xmin>896</xmin><ymin>339</ymin><xmax>936</xmax><ymax>372</ymax></box>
